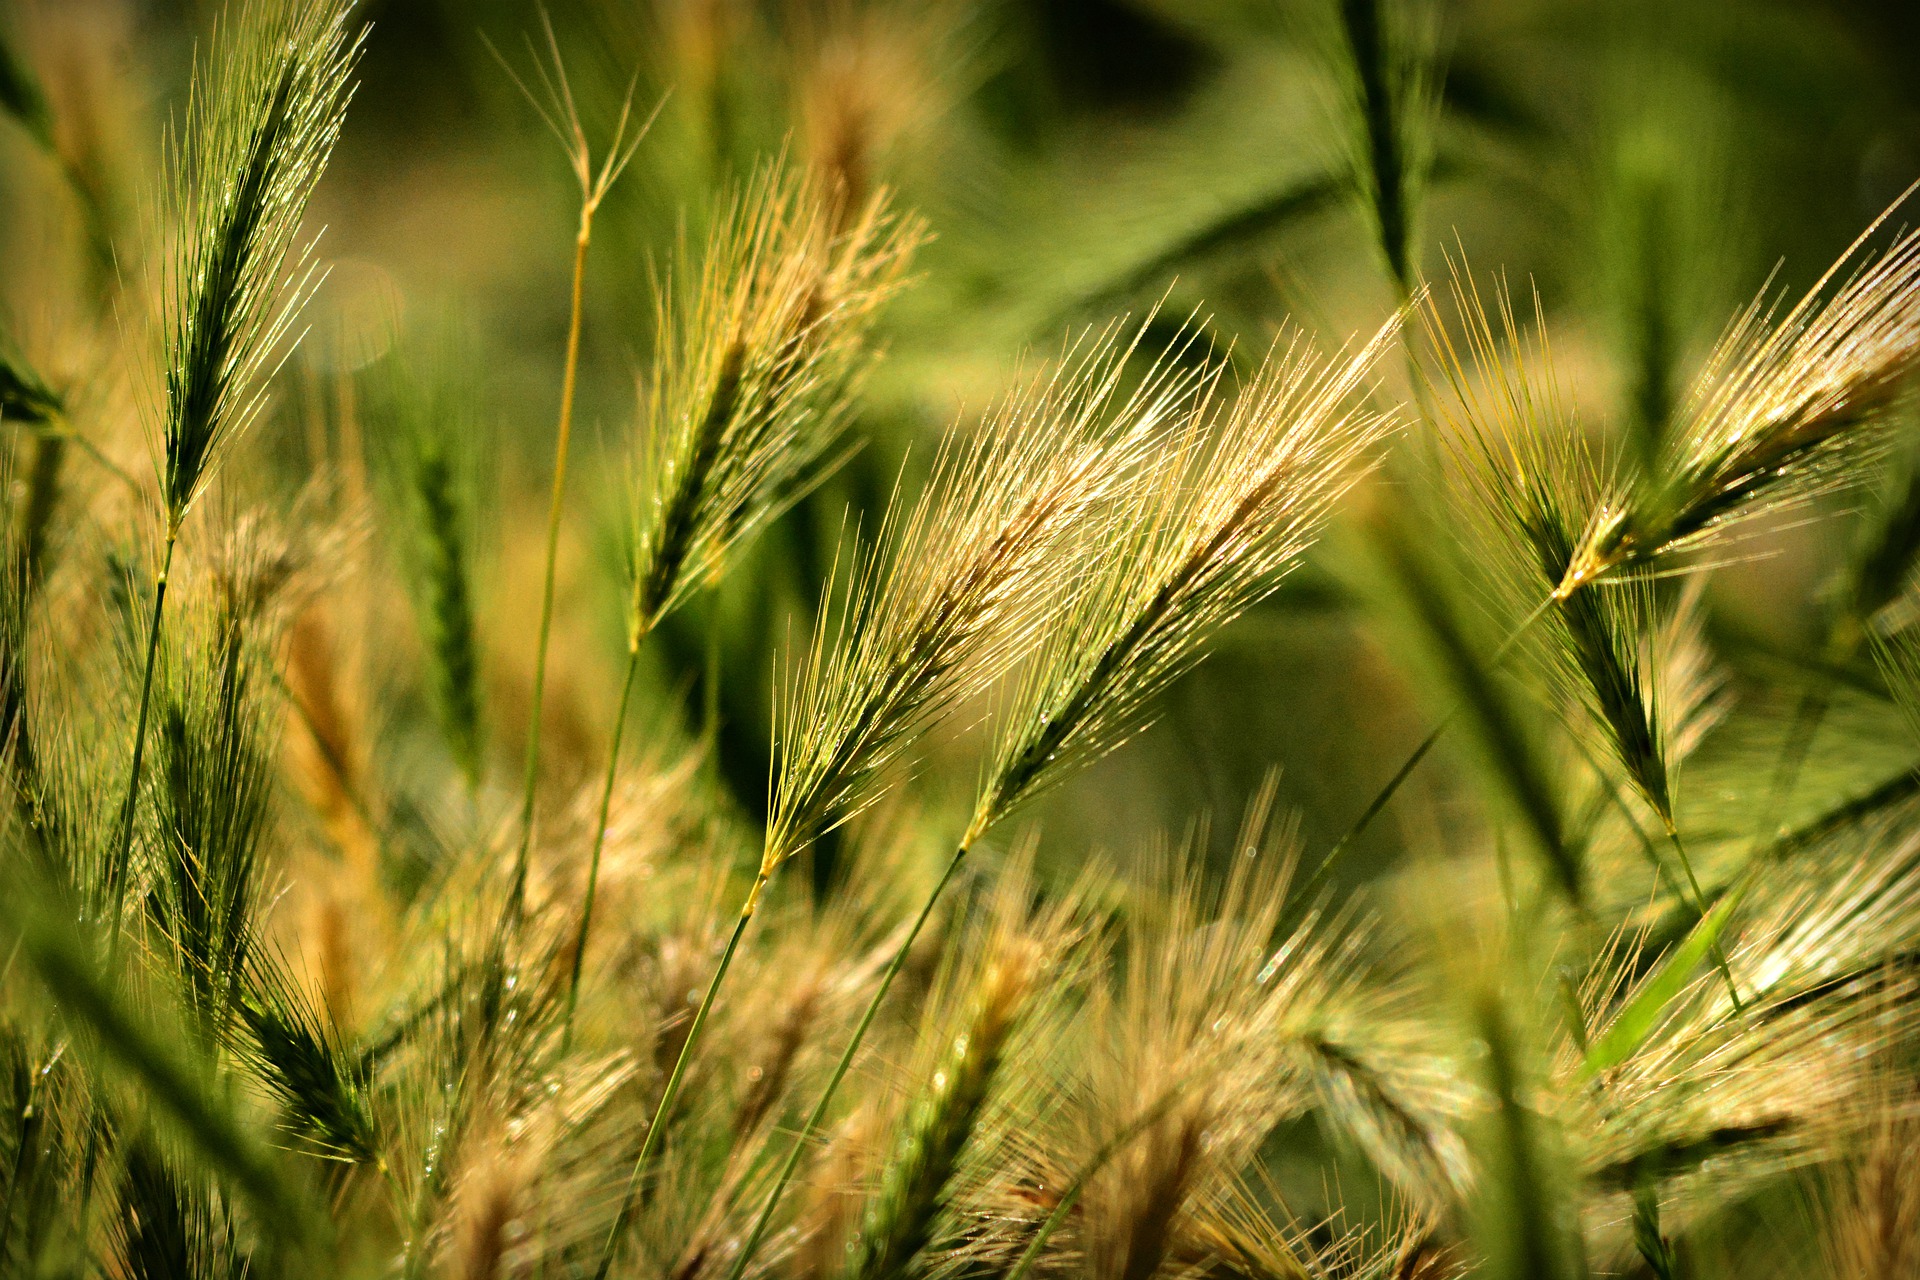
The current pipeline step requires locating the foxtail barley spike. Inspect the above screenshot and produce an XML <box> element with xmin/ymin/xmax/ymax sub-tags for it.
<box><xmin>1561</xmin><ymin>187</ymin><xmax>1920</xmax><ymax>594</ymax></box>
<box><xmin>970</xmin><ymin>318</ymin><xmax>1399</xmax><ymax>845</ymax></box>
<box><xmin>846</xmin><ymin>946</ymin><xmax>1037</xmax><ymax>1280</ymax></box>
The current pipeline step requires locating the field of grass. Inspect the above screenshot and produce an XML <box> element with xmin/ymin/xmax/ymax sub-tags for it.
<box><xmin>3</xmin><ymin>0</ymin><xmax>1920</xmax><ymax>1276</ymax></box>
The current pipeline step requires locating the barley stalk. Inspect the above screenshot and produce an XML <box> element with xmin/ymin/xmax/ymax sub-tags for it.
<box><xmin>718</xmin><ymin>323</ymin><xmax>1395</xmax><ymax>1280</ymax></box>
<box><xmin>601</xmin><ymin>325</ymin><xmax>1175</xmax><ymax>1279</ymax></box>
<box><xmin>495</xmin><ymin>17</ymin><xmax>650</xmax><ymax>933</ymax></box>
<box><xmin>110</xmin><ymin>0</ymin><xmax>358</xmax><ymax>945</ymax></box>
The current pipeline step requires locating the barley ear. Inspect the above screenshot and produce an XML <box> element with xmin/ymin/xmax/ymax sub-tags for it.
<box><xmin>112</xmin><ymin>0</ymin><xmax>361</xmax><ymax>950</ymax></box>
<box><xmin>1561</xmin><ymin>193</ymin><xmax>1920</xmax><ymax>593</ymax></box>
<box><xmin>367</xmin><ymin>328</ymin><xmax>489</xmax><ymax>790</ymax></box>
<box><xmin>629</xmin><ymin>163</ymin><xmax>922</xmax><ymax>637</ymax></box>
<box><xmin>709</xmin><ymin>321</ymin><xmax>1190</xmax><ymax>1280</ymax></box>
<box><xmin>234</xmin><ymin>951</ymin><xmax>377</xmax><ymax>1165</ymax></box>
<box><xmin>970</xmin><ymin>320</ymin><xmax>1398</xmax><ymax>844</ymax></box>
<box><xmin>111</xmin><ymin>1140</ymin><xmax>251</xmax><ymax>1280</ymax></box>
<box><xmin>0</xmin><ymin>861</ymin><xmax>316</xmax><ymax>1242</ymax></box>
<box><xmin>158</xmin><ymin>0</ymin><xmax>360</xmax><ymax>527</ymax></box>
<box><xmin>768</xmin><ymin>322</ymin><xmax>1179</xmax><ymax>870</ymax></box>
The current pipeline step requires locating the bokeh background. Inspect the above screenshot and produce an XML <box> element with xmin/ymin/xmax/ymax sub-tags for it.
<box><xmin>4</xmin><ymin>0</ymin><xmax>1920</xmax><ymax>899</ymax></box>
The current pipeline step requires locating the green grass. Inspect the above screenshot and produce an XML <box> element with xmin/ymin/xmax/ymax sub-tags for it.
<box><xmin>0</xmin><ymin>1</ymin><xmax>1919</xmax><ymax>1277</ymax></box>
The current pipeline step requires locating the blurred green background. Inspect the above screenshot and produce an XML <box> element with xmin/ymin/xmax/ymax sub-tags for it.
<box><xmin>5</xmin><ymin>0</ymin><xmax>1919</xmax><ymax>896</ymax></box>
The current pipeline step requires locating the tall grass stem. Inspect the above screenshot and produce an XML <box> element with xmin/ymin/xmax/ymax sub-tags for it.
<box><xmin>721</xmin><ymin>842</ymin><xmax>970</xmax><ymax>1280</ymax></box>
<box><xmin>561</xmin><ymin>634</ymin><xmax>644</xmax><ymax>1050</ymax></box>
<box><xmin>508</xmin><ymin>216</ymin><xmax>592</xmax><ymax>929</ymax></box>
<box><xmin>594</xmin><ymin>869</ymin><xmax>769</xmax><ymax>1280</ymax></box>
<box><xmin>106</xmin><ymin>532</ymin><xmax>177</xmax><ymax>946</ymax></box>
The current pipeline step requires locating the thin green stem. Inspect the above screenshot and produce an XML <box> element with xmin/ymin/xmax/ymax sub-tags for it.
<box><xmin>1295</xmin><ymin>714</ymin><xmax>1449</xmax><ymax>910</ymax></box>
<box><xmin>722</xmin><ymin>843</ymin><xmax>971</xmax><ymax>1280</ymax></box>
<box><xmin>594</xmin><ymin>870</ymin><xmax>768</xmax><ymax>1280</ymax></box>
<box><xmin>1302</xmin><ymin>590</ymin><xmax>1557</xmax><ymax>908</ymax></box>
<box><xmin>560</xmin><ymin>634</ymin><xmax>644</xmax><ymax>1052</ymax></box>
<box><xmin>1664</xmin><ymin>821</ymin><xmax>1743</xmax><ymax>1012</ymax></box>
<box><xmin>508</xmin><ymin>214</ymin><xmax>593</xmax><ymax>932</ymax></box>
<box><xmin>107</xmin><ymin>530</ymin><xmax>177</xmax><ymax>941</ymax></box>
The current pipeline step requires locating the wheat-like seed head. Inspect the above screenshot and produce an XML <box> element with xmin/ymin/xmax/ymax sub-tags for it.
<box><xmin>1424</xmin><ymin>276</ymin><xmax>1729</xmax><ymax>835</ymax></box>
<box><xmin>764</xmin><ymin>321</ymin><xmax>1188</xmax><ymax>872</ymax></box>
<box><xmin>1561</xmin><ymin>191</ymin><xmax>1920</xmax><ymax>594</ymax></box>
<box><xmin>366</xmin><ymin>322</ymin><xmax>491</xmax><ymax>790</ymax></box>
<box><xmin>630</xmin><ymin>163</ymin><xmax>922</xmax><ymax>636</ymax></box>
<box><xmin>488</xmin><ymin>8</ymin><xmax>652</xmax><ymax>219</ymax></box>
<box><xmin>1558</xmin><ymin>825</ymin><xmax>1920</xmax><ymax>1260</ymax></box>
<box><xmin>156</xmin><ymin>0</ymin><xmax>359</xmax><ymax>529</ymax></box>
<box><xmin>111</xmin><ymin>1141</ymin><xmax>249</xmax><ymax>1280</ymax></box>
<box><xmin>845</xmin><ymin>936</ymin><xmax>1040</xmax><ymax>1280</ymax></box>
<box><xmin>147</xmin><ymin>588</ymin><xmax>281</xmax><ymax>1045</ymax></box>
<box><xmin>967</xmin><ymin>318</ymin><xmax>1399</xmax><ymax>844</ymax></box>
<box><xmin>1818</xmin><ymin>1092</ymin><xmax>1920</xmax><ymax>1280</ymax></box>
<box><xmin>1070</xmin><ymin>795</ymin><xmax>1321</xmax><ymax>1280</ymax></box>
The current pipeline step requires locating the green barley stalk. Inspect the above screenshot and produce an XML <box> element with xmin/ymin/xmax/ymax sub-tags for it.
<box><xmin>721</xmin><ymin>321</ymin><xmax>1396</xmax><ymax>1280</ymax></box>
<box><xmin>494</xmin><ymin>16</ymin><xmax>650</xmax><ymax>934</ymax></box>
<box><xmin>561</xmin><ymin>167</ymin><xmax>921</xmax><ymax>1047</ymax></box>
<box><xmin>110</xmin><ymin>0</ymin><xmax>358</xmax><ymax>943</ymax></box>
<box><xmin>368</xmin><ymin>328</ymin><xmax>489</xmax><ymax>791</ymax></box>
<box><xmin>1471</xmin><ymin>992</ymin><xmax>1584</xmax><ymax>1280</ymax></box>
